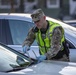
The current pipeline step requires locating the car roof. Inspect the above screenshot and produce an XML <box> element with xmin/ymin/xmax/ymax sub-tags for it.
<box><xmin>0</xmin><ymin>13</ymin><xmax>32</xmax><ymax>22</ymax></box>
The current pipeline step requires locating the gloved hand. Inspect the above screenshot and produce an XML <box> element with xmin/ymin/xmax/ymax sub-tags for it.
<box><xmin>37</xmin><ymin>55</ymin><xmax>46</xmax><ymax>63</ymax></box>
<box><xmin>23</xmin><ymin>45</ymin><xmax>30</xmax><ymax>53</ymax></box>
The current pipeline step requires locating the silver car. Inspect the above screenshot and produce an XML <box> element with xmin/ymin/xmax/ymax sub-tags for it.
<box><xmin>0</xmin><ymin>13</ymin><xmax>76</xmax><ymax>62</ymax></box>
<box><xmin>0</xmin><ymin>42</ymin><xmax>76</xmax><ymax>75</ymax></box>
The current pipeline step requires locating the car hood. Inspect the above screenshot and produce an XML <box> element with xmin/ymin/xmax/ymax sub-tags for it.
<box><xmin>10</xmin><ymin>60</ymin><xmax>76</xmax><ymax>75</ymax></box>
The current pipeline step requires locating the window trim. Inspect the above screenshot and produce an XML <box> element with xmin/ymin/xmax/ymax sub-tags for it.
<box><xmin>0</xmin><ymin>0</ymin><xmax>20</xmax><ymax>9</ymax></box>
<box><xmin>46</xmin><ymin>0</ymin><xmax>60</xmax><ymax>8</ymax></box>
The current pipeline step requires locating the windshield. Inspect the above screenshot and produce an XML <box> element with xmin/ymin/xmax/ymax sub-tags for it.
<box><xmin>0</xmin><ymin>43</ymin><xmax>32</xmax><ymax>72</ymax></box>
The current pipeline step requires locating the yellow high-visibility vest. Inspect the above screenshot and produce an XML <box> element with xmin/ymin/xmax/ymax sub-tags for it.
<box><xmin>35</xmin><ymin>21</ymin><xmax>65</xmax><ymax>55</ymax></box>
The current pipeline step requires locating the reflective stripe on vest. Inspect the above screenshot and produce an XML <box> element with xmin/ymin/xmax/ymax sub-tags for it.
<box><xmin>35</xmin><ymin>21</ymin><xmax>65</xmax><ymax>55</ymax></box>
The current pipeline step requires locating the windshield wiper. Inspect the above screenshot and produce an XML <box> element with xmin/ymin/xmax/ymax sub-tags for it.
<box><xmin>6</xmin><ymin>61</ymin><xmax>35</xmax><ymax>73</ymax></box>
<box><xmin>6</xmin><ymin>66</ymin><xmax>26</xmax><ymax>72</ymax></box>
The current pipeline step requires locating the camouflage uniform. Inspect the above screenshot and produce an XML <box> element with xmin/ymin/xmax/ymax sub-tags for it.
<box><xmin>22</xmin><ymin>22</ymin><xmax>69</xmax><ymax>62</ymax></box>
<box><xmin>22</xmin><ymin>9</ymin><xmax>69</xmax><ymax>62</ymax></box>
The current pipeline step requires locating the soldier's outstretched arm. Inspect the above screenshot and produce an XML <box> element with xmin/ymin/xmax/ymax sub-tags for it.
<box><xmin>22</xmin><ymin>28</ymin><xmax>35</xmax><ymax>47</ymax></box>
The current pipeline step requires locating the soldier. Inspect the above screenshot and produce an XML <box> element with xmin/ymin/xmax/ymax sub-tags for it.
<box><xmin>22</xmin><ymin>9</ymin><xmax>69</xmax><ymax>62</ymax></box>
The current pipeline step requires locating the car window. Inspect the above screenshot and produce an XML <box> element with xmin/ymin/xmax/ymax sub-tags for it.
<box><xmin>68</xmin><ymin>23</ymin><xmax>76</xmax><ymax>27</ymax></box>
<box><xmin>64</xmin><ymin>21</ymin><xmax>76</xmax><ymax>27</ymax></box>
<box><xmin>0</xmin><ymin>19</ymin><xmax>13</xmax><ymax>45</ymax></box>
<box><xmin>8</xmin><ymin>19</ymin><xmax>37</xmax><ymax>46</ymax></box>
<box><xmin>0</xmin><ymin>43</ymin><xmax>32</xmax><ymax>72</ymax></box>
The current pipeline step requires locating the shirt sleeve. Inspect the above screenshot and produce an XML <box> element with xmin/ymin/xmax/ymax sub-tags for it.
<box><xmin>45</xmin><ymin>26</ymin><xmax>63</xmax><ymax>59</ymax></box>
<box><xmin>22</xmin><ymin>27</ymin><xmax>35</xmax><ymax>47</ymax></box>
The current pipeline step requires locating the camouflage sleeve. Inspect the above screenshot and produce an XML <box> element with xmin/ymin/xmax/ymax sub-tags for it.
<box><xmin>45</xmin><ymin>26</ymin><xmax>63</xmax><ymax>59</ymax></box>
<box><xmin>22</xmin><ymin>27</ymin><xmax>35</xmax><ymax>47</ymax></box>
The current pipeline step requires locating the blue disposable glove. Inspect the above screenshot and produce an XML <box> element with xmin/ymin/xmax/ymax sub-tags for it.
<box><xmin>37</xmin><ymin>55</ymin><xmax>46</xmax><ymax>63</ymax></box>
<box><xmin>23</xmin><ymin>45</ymin><xmax>30</xmax><ymax>53</ymax></box>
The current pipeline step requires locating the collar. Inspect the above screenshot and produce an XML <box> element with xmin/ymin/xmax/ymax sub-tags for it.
<box><xmin>40</xmin><ymin>20</ymin><xmax>49</xmax><ymax>33</ymax></box>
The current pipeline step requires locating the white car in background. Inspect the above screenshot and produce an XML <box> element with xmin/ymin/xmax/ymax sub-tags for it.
<box><xmin>64</xmin><ymin>20</ymin><xmax>76</xmax><ymax>27</ymax></box>
<box><xmin>0</xmin><ymin>13</ymin><xmax>76</xmax><ymax>62</ymax></box>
